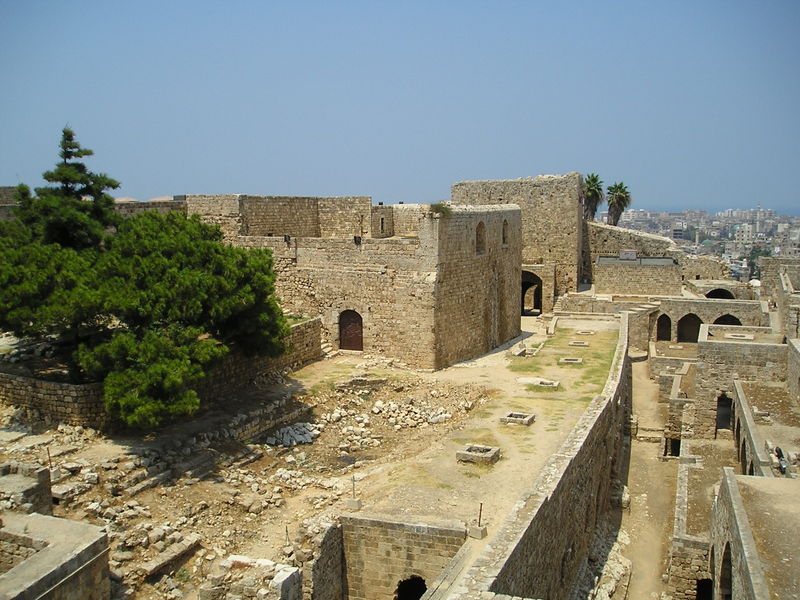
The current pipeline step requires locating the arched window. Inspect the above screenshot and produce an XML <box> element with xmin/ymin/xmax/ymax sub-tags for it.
<box><xmin>476</xmin><ymin>221</ymin><xmax>486</xmax><ymax>255</ymax></box>
<box><xmin>656</xmin><ymin>314</ymin><xmax>672</xmax><ymax>341</ymax></box>
<box><xmin>502</xmin><ymin>219</ymin><xmax>509</xmax><ymax>245</ymax></box>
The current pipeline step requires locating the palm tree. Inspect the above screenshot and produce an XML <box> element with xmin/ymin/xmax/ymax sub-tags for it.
<box><xmin>582</xmin><ymin>173</ymin><xmax>604</xmax><ymax>221</ymax></box>
<box><xmin>606</xmin><ymin>182</ymin><xmax>631</xmax><ymax>226</ymax></box>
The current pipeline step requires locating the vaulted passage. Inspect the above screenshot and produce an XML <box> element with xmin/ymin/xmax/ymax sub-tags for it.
<box><xmin>719</xmin><ymin>543</ymin><xmax>732</xmax><ymax>600</ymax></box>
<box><xmin>713</xmin><ymin>314</ymin><xmax>741</xmax><ymax>326</ymax></box>
<box><xmin>339</xmin><ymin>310</ymin><xmax>363</xmax><ymax>351</ymax></box>
<box><xmin>656</xmin><ymin>314</ymin><xmax>672</xmax><ymax>341</ymax></box>
<box><xmin>677</xmin><ymin>313</ymin><xmax>702</xmax><ymax>342</ymax></box>
<box><xmin>521</xmin><ymin>271</ymin><xmax>542</xmax><ymax>315</ymax></box>
<box><xmin>705</xmin><ymin>288</ymin><xmax>735</xmax><ymax>299</ymax></box>
<box><xmin>394</xmin><ymin>575</ymin><xmax>427</xmax><ymax>600</ymax></box>
<box><xmin>716</xmin><ymin>393</ymin><xmax>732</xmax><ymax>433</ymax></box>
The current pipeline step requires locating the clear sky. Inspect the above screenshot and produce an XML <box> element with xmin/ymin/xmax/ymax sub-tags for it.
<box><xmin>1</xmin><ymin>1</ymin><xmax>799</xmax><ymax>215</ymax></box>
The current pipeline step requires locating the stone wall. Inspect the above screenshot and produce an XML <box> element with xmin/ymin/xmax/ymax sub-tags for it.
<box><xmin>593</xmin><ymin>262</ymin><xmax>682</xmax><ymax>296</ymax></box>
<box><xmin>788</xmin><ymin>339</ymin><xmax>800</xmax><ymax>402</ymax></box>
<box><xmin>684</xmin><ymin>280</ymin><xmax>753</xmax><ymax>300</ymax></box>
<box><xmin>731</xmin><ymin>381</ymin><xmax>772</xmax><ymax>477</ymax></box>
<box><xmin>694</xmin><ymin>329</ymin><xmax>787</xmax><ymax>439</ymax></box>
<box><xmin>391</xmin><ymin>204</ymin><xmax>428</xmax><ymax>236</ymax></box>
<box><xmin>114</xmin><ymin>199</ymin><xmax>186</xmax><ymax>218</ymax></box>
<box><xmin>433</xmin><ymin>207</ymin><xmax>521</xmax><ymax>367</ymax></box>
<box><xmin>709</xmin><ymin>469</ymin><xmax>771</xmax><ymax>600</ymax></box>
<box><xmin>0</xmin><ymin>320</ymin><xmax>321</xmax><ymax>430</ymax></box>
<box><xmin>179</xmin><ymin>194</ymin><xmax>243</xmax><ymax>240</ymax></box>
<box><xmin>434</xmin><ymin>314</ymin><xmax>631</xmax><ymax>600</ymax></box>
<box><xmin>240</xmin><ymin>196</ymin><xmax>321</xmax><ymax>237</ymax></box>
<box><xmin>0</xmin><ymin>373</ymin><xmax>107</xmax><ymax>428</ymax></box>
<box><xmin>0</xmin><ymin>462</ymin><xmax>53</xmax><ymax>515</ymax></box>
<box><xmin>451</xmin><ymin>173</ymin><xmax>584</xmax><ymax>297</ymax></box>
<box><xmin>318</xmin><ymin>197</ymin><xmax>373</xmax><ymax>238</ymax></box>
<box><xmin>370</xmin><ymin>205</ymin><xmax>394</xmax><ymax>239</ymax></box>
<box><xmin>340</xmin><ymin>515</ymin><xmax>466</xmax><ymax>600</ymax></box>
<box><xmin>627</xmin><ymin>305</ymin><xmax>659</xmax><ymax>351</ymax></box>
<box><xmin>193</xmin><ymin>318</ymin><xmax>322</xmax><ymax>403</ymax></box>
<box><xmin>305</xmin><ymin>521</ymin><xmax>344</xmax><ymax>600</ymax></box>
<box><xmin>0</xmin><ymin>512</ymin><xmax>109</xmax><ymax>600</ymax></box>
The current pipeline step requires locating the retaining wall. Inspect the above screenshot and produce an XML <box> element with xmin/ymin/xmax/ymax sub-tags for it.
<box><xmin>0</xmin><ymin>319</ymin><xmax>321</xmax><ymax>429</ymax></box>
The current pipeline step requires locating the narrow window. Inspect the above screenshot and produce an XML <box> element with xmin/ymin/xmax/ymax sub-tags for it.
<box><xmin>476</xmin><ymin>221</ymin><xmax>486</xmax><ymax>255</ymax></box>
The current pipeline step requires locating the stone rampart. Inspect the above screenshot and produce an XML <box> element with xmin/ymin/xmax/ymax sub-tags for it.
<box><xmin>179</xmin><ymin>194</ymin><xmax>243</xmax><ymax>240</ymax></box>
<box><xmin>240</xmin><ymin>196</ymin><xmax>321</xmax><ymax>237</ymax></box>
<box><xmin>452</xmin><ymin>174</ymin><xmax>584</xmax><ymax>297</ymax></box>
<box><xmin>434</xmin><ymin>313</ymin><xmax>630</xmax><ymax>600</ymax></box>
<box><xmin>318</xmin><ymin>197</ymin><xmax>373</xmax><ymax>238</ymax></box>
<box><xmin>709</xmin><ymin>469</ymin><xmax>772</xmax><ymax>600</ymax></box>
<box><xmin>685</xmin><ymin>280</ymin><xmax>753</xmax><ymax>300</ymax></box>
<box><xmin>340</xmin><ymin>515</ymin><xmax>466</xmax><ymax>600</ymax></box>
<box><xmin>391</xmin><ymin>204</ymin><xmax>429</xmax><ymax>236</ymax></box>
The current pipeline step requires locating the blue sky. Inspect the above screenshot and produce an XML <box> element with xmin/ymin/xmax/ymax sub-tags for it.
<box><xmin>1</xmin><ymin>1</ymin><xmax>799</xmax><ymax>215</ymax></box>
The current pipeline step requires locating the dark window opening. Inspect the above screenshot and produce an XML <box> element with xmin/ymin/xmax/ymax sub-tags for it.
<box><xmin>380</xmin><ymin>217</ymin><xmax>385</xmax><ymax>234</ymax></box>
<box><xmin>476</xmin><ymin>222</ymin><xmax>486</xmax><ymax>255</ymax></box>
<box><xmin>716</xmin><ymin>393</ymin><xmax>732</xmax><ymax>432</ymax></box>
<box><xmin>720</xmin><ymin>543</ymin><xmax>732</xmax><ymax>600</ymax></box>
<box><xmin>339</xmin><ymin>310</ymin><xmax>363</xmax><ymax>351</ymax></box>
<box><xmin>696</xmin><ymin>578</ymin><xmax>713</xmax><ymax>600</ymax></box>
<box><xmin>665</xmin><ymin>437</ymin><xmax>681</xmax><ymax>457</ymax></box>
<box><xmin>502</xmin><ymin>219</ymin><xmax>509</xmax><ymax>245</ymax></box>
<box><xmin>394</xmin><ymin>575</ymin><xmax>427</xmax><ymax>600</ymax></box>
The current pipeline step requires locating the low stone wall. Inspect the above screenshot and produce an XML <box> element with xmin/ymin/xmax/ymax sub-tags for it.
<box><xmin>657</xmin><ymin>298</ymin><xmax>769</xmax><ymax>343</ymax></box>
<box><xmin>0</xmin><ymin>530</ymin><xmax>43</xmax><ymax>575</ymax></box>
<box><xmin>0</xmin><ymin>374</ymin><xmax>106</xmax><ymax>428</ymax></box>
<box><xmin>694</xmin><ymin>333</ymin><xmax>787</xmax><ymax>439</ymax></box>
<box><xmin>431</xmin><ymin>313</ymin><xmax>631</xmax><ymax>600</ymax></box>
<box><xmin>627</xmin><ymin>305</ymin><xmax>658</xmax><ymax>351</ymax></box>
<box><xmin>0</xmin><ymin>462</ymin><xmax>52</xmax><ymax>515</ymax></box>
<box><xmin>0</xmin><ymin>319</ymin><xmax>322</xmax><ymax>430</ymax></box>
<box><xmin>340</xmin><ymin>515</ymin><xmax>466</xmax><ymax>600</ymax></box>
<box><xmin>709</xmin><ymin>469</ymin><xmax>771</xmax><ymax>600</ymax></box>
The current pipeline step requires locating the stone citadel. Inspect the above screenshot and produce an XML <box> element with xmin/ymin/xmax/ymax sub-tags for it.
<box><xmin>0</xmin><ymin>174</ymin><xmax>798</xmax><ymax>600</ymax></box>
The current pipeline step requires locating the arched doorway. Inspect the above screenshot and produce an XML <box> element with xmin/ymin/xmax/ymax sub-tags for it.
<box><xmin>339</xmin><ymin>310</ymin><xmax>363</xmax><ymax>351</ymax></box>
<box><xmin>706</xmin><ymin>288</ymin><xmax>735</xmax><ymax>299</ymax></box>
<box><xmin>714</xmin><ymin>314</ymin><xmax>742</xmax><ymax>326</ymax></box>
<box><xmin>719</xmin><ymin>543</ymin><xmax>732</xmax><ymax>600</ymax></box>
<box><xmin>394</xmin><ymin>575</ymin><xmax>426</xmax><ymax>600</ymax></box>
<box><xmin>521</xmin><ymin>271</ymin><xmax>542</xmax><ymax>315</ymax></box>
<box><xmin>656</xmin><ymin>314</ymin><xmax>672</xmax><ymax>341</ymax></box>
<box><xmin>677</xmin><ymin>313</ymin><xmax>702</xmax><ymax>342</ymax></box>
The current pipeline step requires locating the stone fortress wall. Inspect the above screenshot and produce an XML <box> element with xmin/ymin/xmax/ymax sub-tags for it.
<box><xmin>593</xmin><ymin>259</ymin><xmax>682</xmax><ymax>296</ymax></box>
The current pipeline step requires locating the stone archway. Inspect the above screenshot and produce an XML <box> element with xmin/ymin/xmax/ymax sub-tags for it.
<box><xmin>714</xmin><ymin>314</ymin><xmax>742</xmax><ymax>326</ymax></box>
<box><xmin>706</xmin><ymin>288</ymin><xmax>735</xmax><ymax>299</ymax></box>
<box><xmin>656</xmin><ymin>314</ymin><xmax>672</xmax><ymax>341</ymax></box>
<box><xmin>716</xmin><ymin>393</ymin><xmax>732</xmax><ymax>433</ymax></box>
<box><xmin>521</xmin><ymin>271</ymin><xmax>542</xmax><ymax>315</ymax></box>
<box><xmin>677</xmin><ymin>313</ymin><xmax>702</xmax><ymax>342</ymax></box>
<box><xmin>339</xmin><ymin>310</ymin><xmax>363</xmax><ymax>351</ymax></box>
